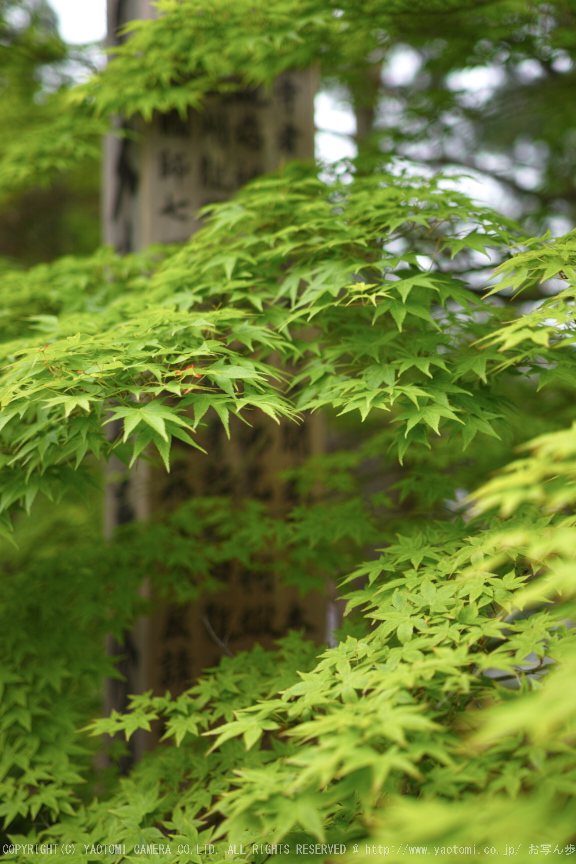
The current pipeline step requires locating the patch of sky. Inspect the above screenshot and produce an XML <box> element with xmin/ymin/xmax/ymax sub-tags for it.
<box><xmin>50</xmin><ymin>0</ymin><xmax>106</xmax><ymax>44</ymax></box>
<box><xmin>381</xmin><ymin>45</ymin><xmax>422</xmax><ymax>88</ymax></box>
<box><xmin>445</xmin><ymin>64</ymin><xmax>506</xmax><ymax>108</ymax></box>
<box><xmin>552</xmin><ymin>51</ymin><xmax>573</xmax><ymax>73</ymax></box>
<box><xmin>315</xmin><ymin>92</ymin><xmax>358</xmax><ymax>165</ymax></box>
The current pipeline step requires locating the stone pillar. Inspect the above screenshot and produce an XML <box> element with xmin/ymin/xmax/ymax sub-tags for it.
<box><xmin>103</xmin><ymin>0</ymin><xmax>325</xmax><ymax>753</ymax></box>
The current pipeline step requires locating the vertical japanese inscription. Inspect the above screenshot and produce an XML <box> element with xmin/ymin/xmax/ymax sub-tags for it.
<box><xmin>147</xmin><ymin>410</ymin><xmax>326</xmax><ymax>710</ymax></box>
<box><xmin>105</xmin><ymin>66</ymin><xmax>315</xmax><ymax>248</ymax></box>
<box><xmin>159</xmin><ymin>605</ymin><xmax>192</xmax><ymax>690</ymax></box>
<box><xmin>276</xmin><ymin>73</ymin><xmax>301</xmax><ymax>156</ymax></box>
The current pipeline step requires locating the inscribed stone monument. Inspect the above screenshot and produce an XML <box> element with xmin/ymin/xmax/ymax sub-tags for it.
<box><xmin>103</xmin><ymin>0</ymin><xmax>326</xmax><ymax>752</ymax></box>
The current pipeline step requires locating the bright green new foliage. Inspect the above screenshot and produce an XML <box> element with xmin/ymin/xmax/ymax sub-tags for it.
<box><xmin>2</xmin><ymin>1</ymin><xmax>576</xmax><ymax>862</ymax></box>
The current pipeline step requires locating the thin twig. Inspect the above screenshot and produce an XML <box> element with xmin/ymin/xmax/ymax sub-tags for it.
<box><xmin>202</xmin><ymin>615</ymin><xmax>235</xmax><ymax>658</ymax></box>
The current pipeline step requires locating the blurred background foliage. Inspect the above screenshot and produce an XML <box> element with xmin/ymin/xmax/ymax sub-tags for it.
<box><xmin>0</xmin><ymin>0</ymin><xmax>100</xmax><ymax>267</ymax></box>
